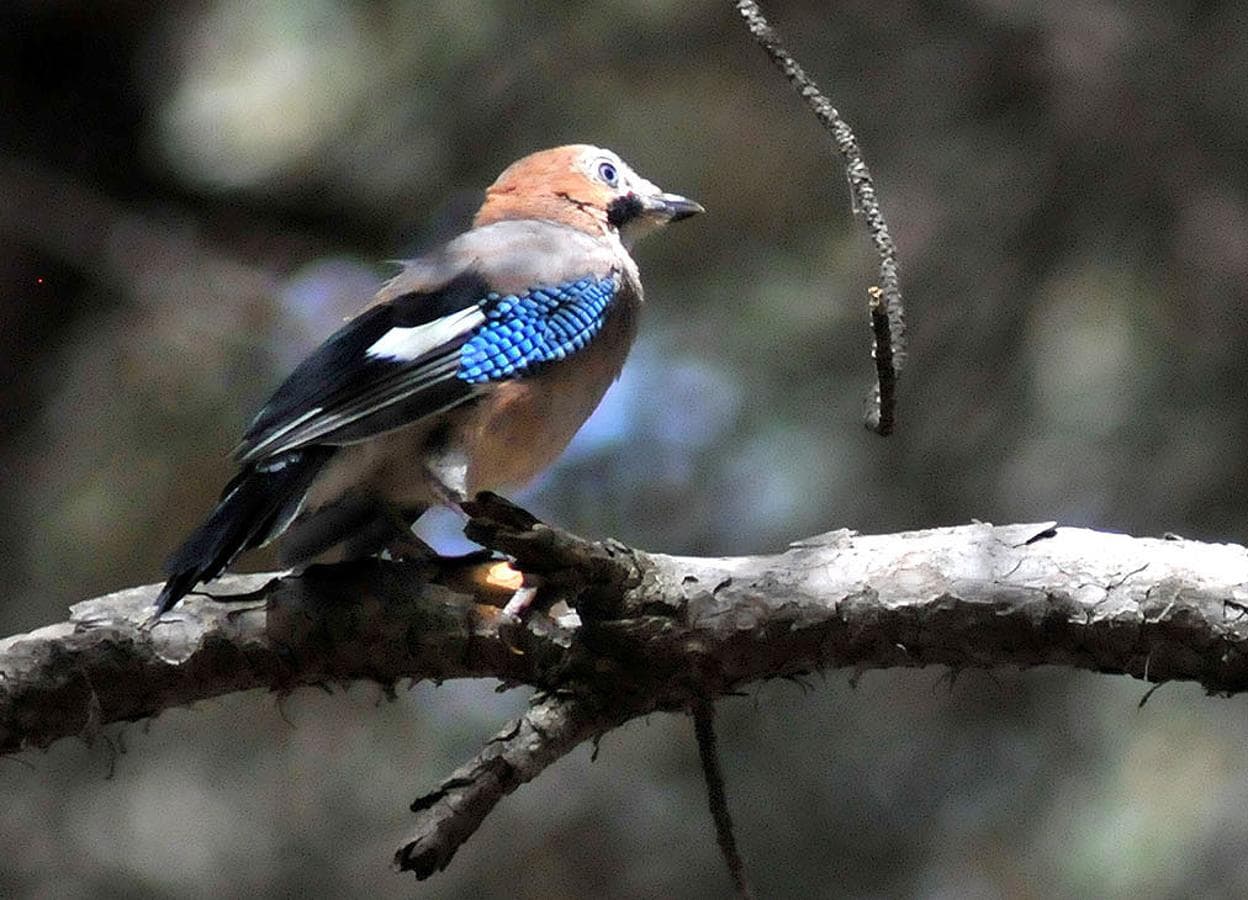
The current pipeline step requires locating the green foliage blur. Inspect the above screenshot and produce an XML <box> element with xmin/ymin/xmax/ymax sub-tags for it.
<box><xmin>3</xmin><ymin>0</ymin><xmax>1248</xmax><ymax>896</ymax></box>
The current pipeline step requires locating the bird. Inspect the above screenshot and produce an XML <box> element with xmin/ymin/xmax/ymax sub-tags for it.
<box><xmin>153</xmin><ymin>144</ymin><xmax>702</xmax><ymax>615</ymax></box>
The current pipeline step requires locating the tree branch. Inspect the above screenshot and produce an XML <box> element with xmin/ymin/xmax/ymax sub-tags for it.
<box><xmin>692</xmin><ymin>698</ymin><xmax>754</xmax><ymax>899</ymax></box>
<box><xmin>397</xmin><ymin>692</ymin><xmax>619</xmax><ymax>878</ymax></box>
<box><xmin>734</xmin><ymin>0</ymin><xmax>906</xmax><ymax>435</ymax></box>
<box><xmin>6</xmin><ymin>517</ymin><xmax>1248</xmax><ymax>881</ymax></box>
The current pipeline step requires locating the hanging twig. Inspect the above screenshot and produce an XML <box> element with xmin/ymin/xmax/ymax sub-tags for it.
<box><xmin>868</xmin><ymin>285</ymin><xmax>897</xmax><ymax>435</ymax></box>
<box><xmin>734</xmin><ymin>0</ymin><xmax>906</xmax><ymax>435</ymax></box>
<box><xmin>692</xmin><ymin>699</ymin><xmax>755</xmax><ymax>899</ymax></box>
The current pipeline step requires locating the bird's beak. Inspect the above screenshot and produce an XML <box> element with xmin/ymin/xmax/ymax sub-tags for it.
<box><xmin>644</xmin><ymin>192</ymin><xmax>705</xmax><ymax>222</ymax></box>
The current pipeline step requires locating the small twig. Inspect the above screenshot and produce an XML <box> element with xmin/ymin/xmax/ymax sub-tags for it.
<box><xmin>1137</xmin><ymin>680</ymin><xmax>1167</xmax><ymax>709</ymax></box>
<box><xmin>868</xmin><ymin>286</ymin><xmax>896</xmax><ymax>436</ymax></box>
<box><xmin>734</xmin><ymin>0</ymin><xmax>906</xmax><ymax>435</ymax></box>
<box><xmin>395</xmin><ymin>694</ymin><xmax>614</xmax><ymax>878</ymax></box>
<box><xmin>692</xmin><ymin>699</ymin><xmax>754</xmax><ymax>899</ymax></box>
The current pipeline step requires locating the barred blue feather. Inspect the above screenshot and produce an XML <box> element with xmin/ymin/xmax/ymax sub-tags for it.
<box><xmin>458</xmin><ymin>276</ymin><xmax>617</xmax><ymax>383</ymax></box>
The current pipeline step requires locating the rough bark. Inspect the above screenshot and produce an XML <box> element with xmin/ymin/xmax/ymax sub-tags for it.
<box><xmin>5</xmin><ymin>512</ymin><xmax>1248</xmax><ymax>877</ymax></box>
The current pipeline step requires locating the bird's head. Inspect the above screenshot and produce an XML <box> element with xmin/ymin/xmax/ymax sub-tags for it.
<box><xmin>473</xmin><ymin>144</ymin><xmax>703</xmax><ymax>247</ymax></box>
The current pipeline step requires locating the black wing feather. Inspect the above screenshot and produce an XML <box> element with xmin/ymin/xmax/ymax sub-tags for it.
<box><xmin>237</xmin><ymin>272</ymin><xmax>490</xmax><ymax>461</ymax></box>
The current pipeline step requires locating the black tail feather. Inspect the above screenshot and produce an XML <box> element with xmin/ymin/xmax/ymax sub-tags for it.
<box><xmin>153</xmin><ymin>447</ymin><xmax>333</xmax><ymax>614</ymax></box>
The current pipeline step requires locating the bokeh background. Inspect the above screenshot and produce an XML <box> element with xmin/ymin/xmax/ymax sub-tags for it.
<box><xmin>3</xmin><ymin>0</ymin><xmax>1248</xmax><ymax>896</ymax></box>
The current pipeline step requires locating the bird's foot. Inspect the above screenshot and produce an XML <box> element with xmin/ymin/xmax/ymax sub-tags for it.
<box><xmin>380</xmin><ymin>530</ymin><xmax>439</xmax><ymax>562</ymax></box>
<box><xmin>501</xmin><ymin>587</ymin><xmax>539</xmax><ymax>617</ymax></box>
<box><xmin>474</xmin><ymin>559</ymin><xmax>540</xmax><ymax>619</ymax></box>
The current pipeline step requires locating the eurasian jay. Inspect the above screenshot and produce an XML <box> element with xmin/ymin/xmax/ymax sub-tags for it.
<box><xmin>154</xmin><ymin>144</ymin><xmax>702</xmax><ymax>614</ymax></box>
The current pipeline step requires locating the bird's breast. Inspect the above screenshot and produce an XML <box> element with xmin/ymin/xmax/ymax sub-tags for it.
<box><xmin>461</xmin><ymin>281</ymin><xmax>640</xmax><ymax>493</ymax></box>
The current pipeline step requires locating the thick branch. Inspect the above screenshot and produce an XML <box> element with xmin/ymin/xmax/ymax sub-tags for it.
<box><xmin>0</xmin><ymin>556</ymin><xmax>574</xmax><ymax>756</ymax></box>
<box><xmin>7</xmin><ymin>522</ymin><xmax>1248</xmax><ymax>757</ymax></box>
<box><xmin>6</xmin><ymin>519</ymin><xmax>1248</xmax><ymax>879</ymax></box>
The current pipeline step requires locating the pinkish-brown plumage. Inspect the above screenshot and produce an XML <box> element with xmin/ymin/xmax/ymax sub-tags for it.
<box><xmin>155</xmin><ymin>145</ymin><xmax>701</xmax><ymax>613</ymax></box>
<box><xmin>474</xmin><ymin>144</ymin><xmax>621</xmax><ymax>235</ymax></box>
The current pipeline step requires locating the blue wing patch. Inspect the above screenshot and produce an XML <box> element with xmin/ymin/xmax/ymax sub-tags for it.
<box><xmin>458</xmin><ymin>276</ymin><xmax>617</xmax><ymax>384</ymax></box>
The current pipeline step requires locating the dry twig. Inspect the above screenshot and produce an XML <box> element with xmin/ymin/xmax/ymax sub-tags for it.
<box><xmin>734</xmin><ymin>0</ymin><xmax>906</xmax><ymax>435</ymax></box>
<box><xmin>692</xmin><ymin>699</ymin><xmax>754</xmax><ymax>899</ymax></box>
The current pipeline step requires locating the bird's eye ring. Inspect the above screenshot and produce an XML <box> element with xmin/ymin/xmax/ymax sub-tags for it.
<box><xmin>597</xmin><ymin>161</ymin><xmax>619</xmax><ymax>187</ymax></box>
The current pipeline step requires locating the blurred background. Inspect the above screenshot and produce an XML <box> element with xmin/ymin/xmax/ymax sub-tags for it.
<box><xmin>2</xmin><ymin>0</ymin><xmax>1247</xmax><ymax>896</ymax></box>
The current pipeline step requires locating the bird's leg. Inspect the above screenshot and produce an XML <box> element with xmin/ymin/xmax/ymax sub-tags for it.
<box><xmin>421</xmin><ymin>452</ymin><xmax>545</xmax><ymax>613</ymax></box>
<box><xmin>421</xmin><ymin>449</ymin><xmax>470</xmax><ymax>514</ymax></box>
<box><xmin>376</xmin><ymin>505</ymin><xmax>438</xmax><ymax>562</ymax></box>
<box><xmin>501</xmin><ymin>580</ymin><xmax>541</xmax><ymax>617</ymax></box>
<box><xmin>443</xmin><ymin>492</ymin><xmax>549</xmax><ymax>618</ymax></box>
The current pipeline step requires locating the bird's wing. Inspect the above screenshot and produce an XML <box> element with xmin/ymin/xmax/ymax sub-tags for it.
<box><xmin>236</xmin><ymin>220</ymin><xmax>623</xmax><ymax>463</ymax></box>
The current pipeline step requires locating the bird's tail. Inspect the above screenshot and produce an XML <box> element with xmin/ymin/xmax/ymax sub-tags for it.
<box><xmin>153</xmin><ymin>447</ymin><xmax>333</xmax><ymax>614</ymax></box>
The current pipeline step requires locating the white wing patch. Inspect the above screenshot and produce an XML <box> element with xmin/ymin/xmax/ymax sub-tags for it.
<box><xmin>366</xmin><ymin>306</ymin><xmax>487</xmax><ymax>362</ymax></box>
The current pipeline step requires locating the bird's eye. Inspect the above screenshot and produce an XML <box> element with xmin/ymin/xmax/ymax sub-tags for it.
<box><xmin>597</xmin><ymin>161</ymin><xmax>619</xmax><ymax>187</ymax></box>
